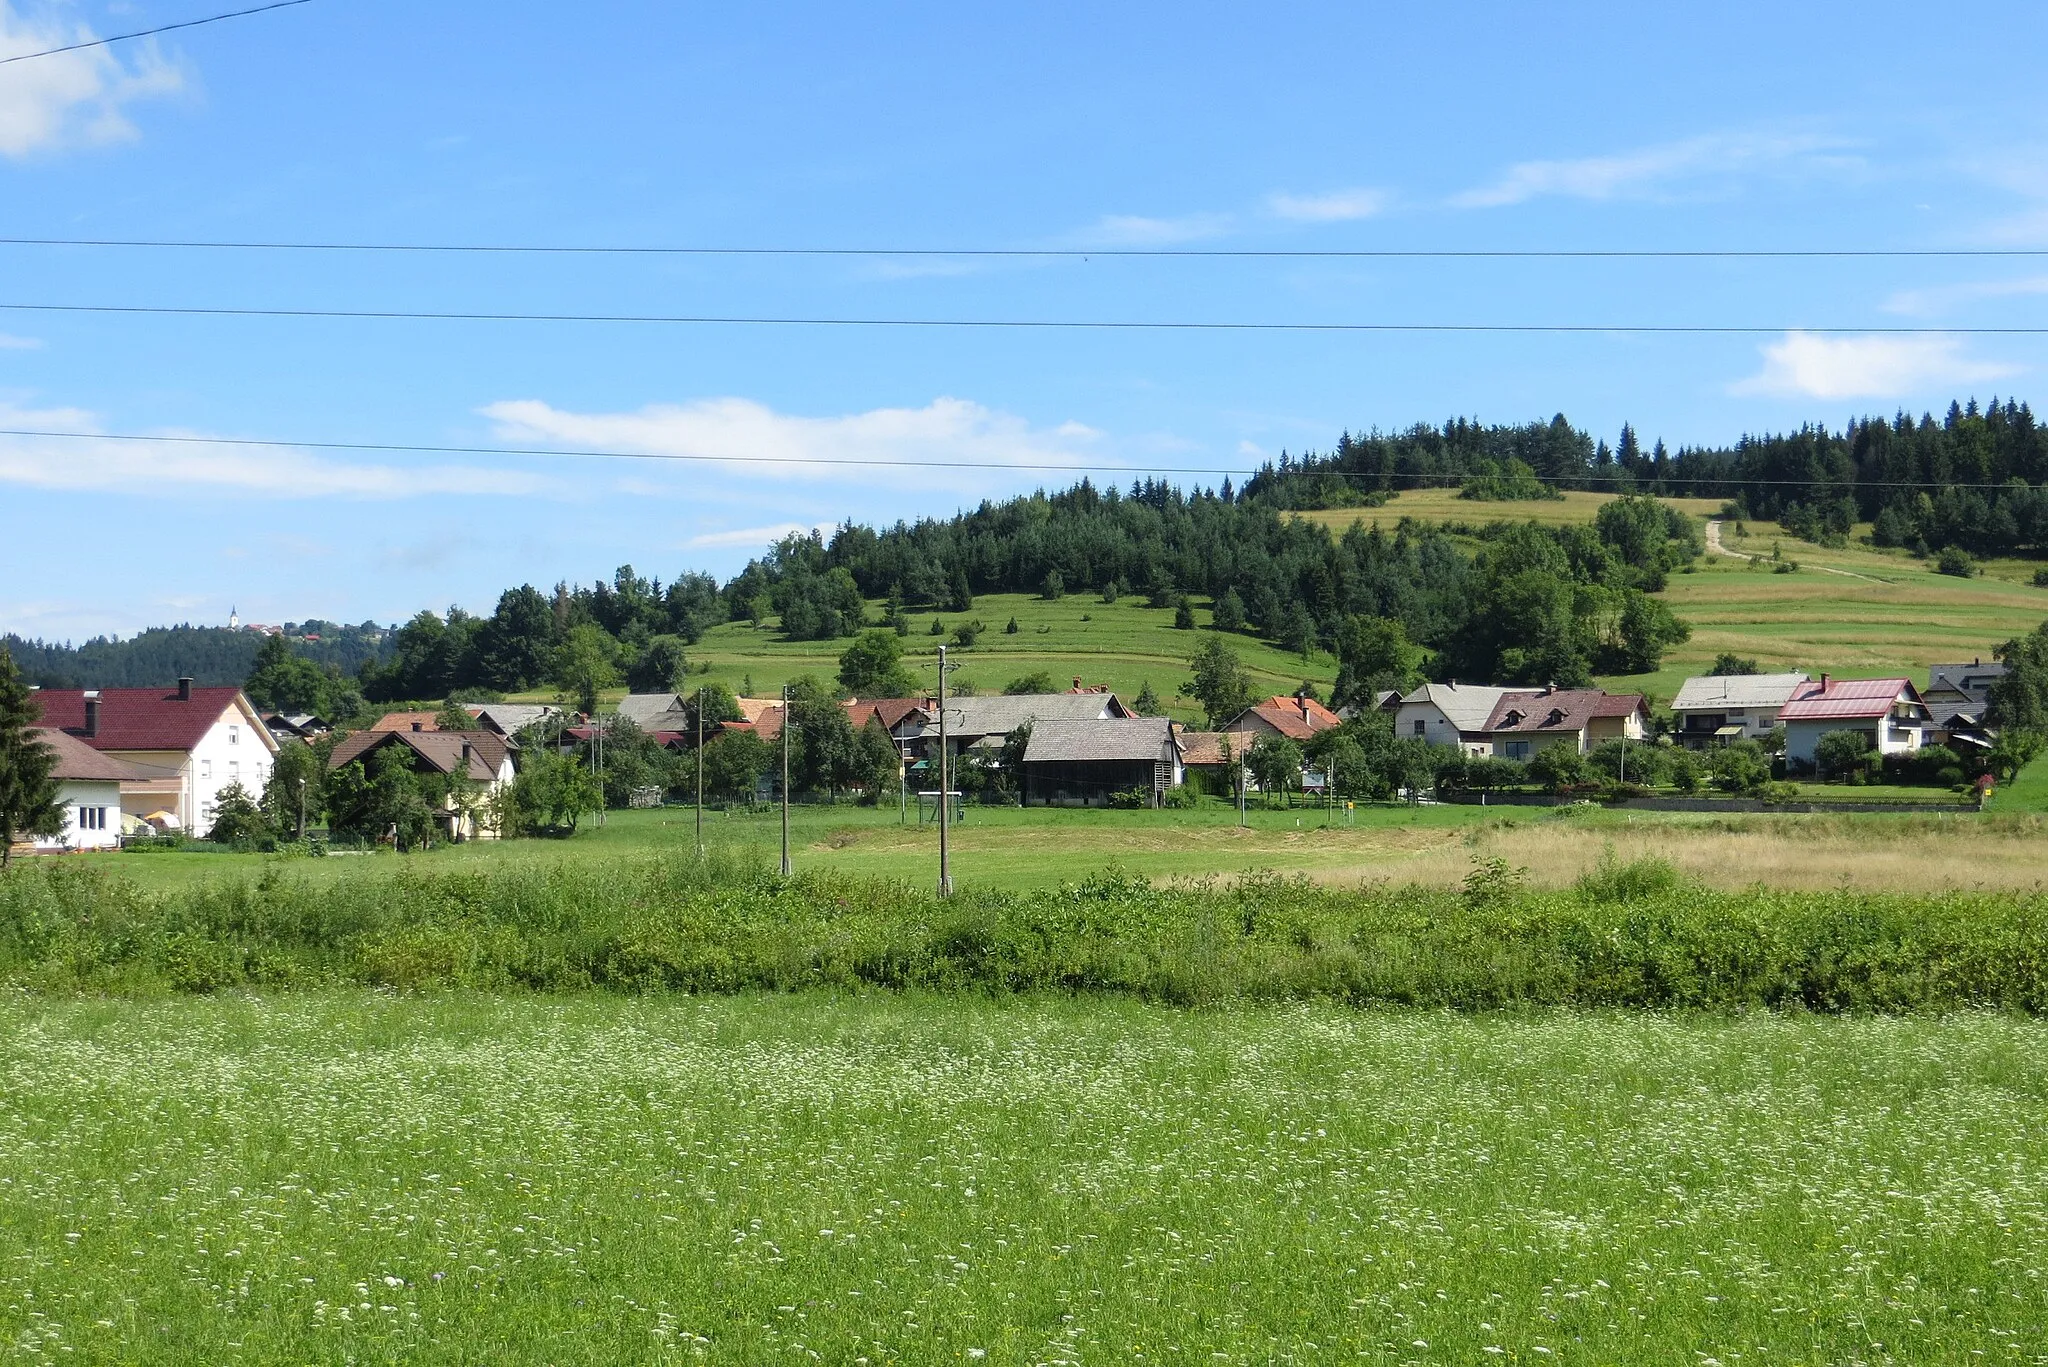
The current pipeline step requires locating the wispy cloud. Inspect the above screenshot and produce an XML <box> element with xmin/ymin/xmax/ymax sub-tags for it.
<box><xmin>1265</xmin><ymin>188</ymin><xmax>1388</xmax><ymax>222</ymax></box>
<box><xmin>0</xmin><ymin>1</ymin><xmax>184</xmax><ymax>157</ymax></box>
<box><xmin>0</xmin><ymin>403</ymin><xmax>557</xmax><ymax>498</ymax></box>
<box><xmin>1453</xmin><ymin>132</ymin><xmax>1855</xmax><ymax>209</ymax></box>
<box><xmin>1884</xmin><ymin>275</ymin><xmax>2048</xmax><ymax>317</ymax></box>
<box><xmin>1729</xmin><ymin>332</ymin><xmax>2019</xmax><ymax>401</ymax></box>
<box><xmin>0</xmin><ymin>333</ymin><xmax>42</xmax><ymax>350</ymax></box>
<box><xmin>1080</xmin><ymin>212</ymin><xmax>1234</xmax><ymax>246</ymax></box>
<box><xmin>685</xmin><ymin>522</ymin><xmax>833</xmax><ymax>551</ymax></box>
<box><xmin>478</xmin><ymin>395</ymin><xmax>1106</xmax><ymax>484</ymax></box>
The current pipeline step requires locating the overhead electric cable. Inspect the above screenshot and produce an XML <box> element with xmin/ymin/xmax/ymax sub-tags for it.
<box><xmin>0</xmin><ymin>301</ymin><xmax>2041</xmax><ymax>335</ymax></box>
<box><xmin>0</xmin><ymin>235</ymin><xmax>2040</xmax><ymax>259</ymax></box>
<box><xmin>2</xmin><ymin>426</ymin><xmax>2040</xmax><ymax>490</ymax></box>
<box><xmin>0</xmin><ymin>0</ymin><xmax>313</xmax><ymax>67</ymax></box>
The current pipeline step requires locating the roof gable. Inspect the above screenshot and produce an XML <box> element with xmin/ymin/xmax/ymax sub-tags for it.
<box><xmin>1779</xmin><ymin>677</ymin><xmax>1921</xmax><ymax>722</ymax></box>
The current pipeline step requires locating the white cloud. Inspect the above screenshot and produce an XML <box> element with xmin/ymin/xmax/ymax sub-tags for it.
<box><xmin>1884</xmin><ymin>275</ymin><xmax>2048</xmax><ymax>317</ymax></box>
<box><xmin>0</xmin><ymin>333</ymin><xmax>42</xmax><ymax>350</ymax></box>
<box><xmin>478</xmin><ymin>395</ymin><xmax>1106</xmax><ymax>484</ymax></box>
<box><xmin>0</xmin><ymin>403</ymin><xmax>557</xmax><ymax>498</ymax></box>
<box><xmin>1082</xmin><ymin>213</ymin><xmax>1233</xmax><ymax>246</ymax></box>
<box><xmin>1453</xmin><ymin>132</ymin><xmax>1853</xmax><ymax>209</ymax></box>
<box><xmin>0</xmin><ymin>3</ymin><xmax>184</xmax><ymax>157</ymax></box>
<box><xmin>686</xmin><ymin>522</ymin><xmax>833</xmax><ymax>550</ymax></box>
<box><xmin>1265</xmin><ymin>188</ymin><xmax>1388</xmax><ymax>222</ymax></box>
<box><xmin>1729</xmin><ymin>332</ymin><xmax>2020</xmax><ymax>401</ymax></box>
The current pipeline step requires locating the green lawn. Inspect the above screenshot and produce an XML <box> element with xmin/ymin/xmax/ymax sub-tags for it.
<box><xmin>1292</xmin><ymin>487</ymin><xmax>1725</xmax><ymax>532</ymax></box>
<box><xmin>81</xmin><ymin>800</ymin><xmax>1498</xmax><ymax>895</ymax></box>
<box><xmin>3</xmin><ymin>993</ymin><xmax>2043</xmax><ymax>1363</ymax></box>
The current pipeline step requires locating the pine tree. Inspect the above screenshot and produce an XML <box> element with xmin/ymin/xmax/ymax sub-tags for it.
<box><xmin>0</xmin><ymin>646</ymin><xmax>63</xmax><ymax>868</ymax></box>
<box><xmin>1133</xmin><ymin>681</ymin><xmax>1161</xmax><ymax>716</ymax></box>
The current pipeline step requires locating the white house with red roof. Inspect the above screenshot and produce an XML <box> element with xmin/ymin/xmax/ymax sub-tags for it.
<box><xmin>25</xmin><ymin>727</ymin><xmax>147</xmax><ymax>852</ymax></box>
<box><xmin>1778</xmin><ymin>676</ymin><xmax>1928</xmax><ymax>768</ymax></box>
<box><xmin>1394</xmin><ymin>682</ymin><xmax>1648</xmax><ymax>758</ymax></box>
<box><xmin>29</xmin><ymin>678</ymin><xmax>278</xmax><ymax>833</ymax></box>
<box><xmin>1221</xmin><ymin>693</ymin><xmax>1342</xmax><ymax>745</ymax></box>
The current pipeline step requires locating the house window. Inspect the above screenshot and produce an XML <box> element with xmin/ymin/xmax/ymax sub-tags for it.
<box><xmin>201</xmin><ymin>758</ymin><xmax>212</xmax><ymax>779</ymax></box>
<box><xmin>76</xmin><ymin>806</ymin><xmax>106</xmax><ymax>831</ymax></box>
<box><xmin>229</xmin><ymin>725</ymin><xmax>240</xmax><ymax>745</ymax></box>
<box><xmin>1505</xmin><ymin>741</ymin><xmax>1531</xmax><ymax>760</ymax></box>
<box><xmin>229</xmin><ymin>760</ymin><xmax>240</xmax><ymax>781</ymax></box>
<box><xmin>1412</xmin><ymin>720</ymin><xmax>1426</xmax><ymax>736</ymax></box>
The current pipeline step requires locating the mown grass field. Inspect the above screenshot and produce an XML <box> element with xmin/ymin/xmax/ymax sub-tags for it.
<box><xmin>1292</xmin><ymin>486</ymin><xmax>1726</xmax><ymax>532</ymax></box>
<box><xmin>2</xmin><ymin>993</ymin><xmax>2043</xmax><ymax>1364</ymax></box>
<box><xmin>594</xmin><ymin>594</ymin><xmax>1338</xmax><ymax>721</ymax></box>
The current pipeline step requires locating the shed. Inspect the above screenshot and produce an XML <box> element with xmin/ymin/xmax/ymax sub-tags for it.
<box><xmin>1021</xmin><ymin>717</ymin><xmax>1182</xmax><ymax>807</ymax></box>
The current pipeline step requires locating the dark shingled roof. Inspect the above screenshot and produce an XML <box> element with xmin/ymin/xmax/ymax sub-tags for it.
<box><xmin>30</xmin><ymin>686</ymin><xmax>259</xmax><ymax>753</ymax></box>
<box><xmin>1023</xmin><ymin>717</ymin><xmax>1176</xmax><ymax>764</ymax></box>
<box><xmin>329</xmin><ymin>729</ymin><xmax>511</xmax><ymax>783</ymax></box>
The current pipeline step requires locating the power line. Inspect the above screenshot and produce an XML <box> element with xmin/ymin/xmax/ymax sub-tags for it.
<box><xmin>3</xmin><ymin>425</ymin><xmax>2042</xmax><ymax>491</ymax></box>
<box><xmin>1</xmin><ymin>301</ymin><xmax>2044</xmax><ymax>335</ymax></box>
<box><xmin>0</xmin><ymin>235</ymin><xmax>2044</xmax><ymax>260</ymax></box>
<box><xmin>0</xmin><ymin>0</ymin><xmax>313</xmax><ymax>67</ymax></box>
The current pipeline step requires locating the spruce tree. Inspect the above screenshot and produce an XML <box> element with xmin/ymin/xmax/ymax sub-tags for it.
<box><xmin>0</xmin><ymin>647</ymin><xmax>63</xmax><ymax>868</ymax></box>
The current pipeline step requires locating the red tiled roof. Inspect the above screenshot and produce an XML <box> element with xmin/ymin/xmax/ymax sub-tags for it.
<box><xmin>372</xmin><ymin>711</ymin><xmax>443</xmax><ymax>732</ymax></box>
<box><xmin>29</xmin><ymin>686</ymin><xmax>253</xmax><ymax>753</ymax></box>
<box><xmin>30</xmin><ymin>727</ymin><xmax>150</xmax><ymax>781</ymax></box>
<box><xmin>1230</xmin><ymin>696</ymin><xmax>1343</xmax><ymax>741</ymax></box>
<box><xmin>1778</xmin><ymin>678</ymin><xmax>1917</xmax><ymax>723</ymax></box>
<box><xmin>1177</xmin><ymin>731</ymin><xmax>1233</xmax><ymax>766</ymax></box>
<box><xmin>1483</xmin><ymin>689</ymin><xmax>1645</xmax><ymax>734</ymax></box>
<box><xmin>329</xmin><ymin>729</ymin><xmax>510</xmax><ymax>782</ymax></box>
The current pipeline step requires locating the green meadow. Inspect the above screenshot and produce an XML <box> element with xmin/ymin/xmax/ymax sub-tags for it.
<box><xmin>2</xmin><ymin>994</ymin><xmax>2043</xmax><ymax>1364</ymax></box>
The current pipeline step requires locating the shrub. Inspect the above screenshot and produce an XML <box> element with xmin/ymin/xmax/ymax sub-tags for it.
<box><xmin>1815</xmin><ymin>729</ymin><xmax>1873</xmax><ymax>780</ymax></box>
<box><xmin>1937</xmin><ymin>546</ymin><xmax>1979</xmax><ymax>578</ymax></box>
<box><xmin>1576</xmin><ymin>845</ymin><xmax>1682</xmax><ymax>903</ymax></box>
<box><xmin>1159</xmin><ymin>785</ymin><xmax>1197</xmax><ymax>809</ymax></box>
<box><xmin>2033</xmin><ymin>567</ymin><xmax>2048</xmax><ymax>588</ymax></box>
<box><xmin>1106</xmin><ymin>787</ymin><xmax>1151</xmax><ymax>809</ymax></box>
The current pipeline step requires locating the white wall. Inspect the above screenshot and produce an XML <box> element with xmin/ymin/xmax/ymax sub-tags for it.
<box><xmin>1394</xmin><ymin>701</ymin><xmax>1487</xmax><ymax>753</ymax></box>
<box><xmin>34</xmin><ymin>779</ymin><xmax>123</xmax><ymax>851</ymax></box>
<box><xmin>187</xmin><ymin>700</ymin><xmax>280</xmax><ymax>834</ymax></box>
<box><xmin>1784</xmin><ymin>714</ymin><xmax>1921</xmax><ymax>766</ymax></box>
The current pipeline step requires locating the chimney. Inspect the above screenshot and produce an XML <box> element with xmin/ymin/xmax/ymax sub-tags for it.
<box><xmin>83</xmin><ymin>691</ymin><xmax>100</xmax><ymax>738</ymax></box>
<box><xmin>1299</xmin><ymin>696</ymin><xmax>1310</xmax><ymax>723</ymax></box>
<box><xmin>1073</xmin><ymin>677</ymin><xmax>1082</xmax><ymax>690</ymax></box>
<box><xmin>177</xmin><ymin>676</ymin><xmax>192</xmax><ymax>702</ymax></box>
<box><xmin>1820</xmin><ymin>672</ymin><xmax>1831</xmax><ymax>691</ymax></box>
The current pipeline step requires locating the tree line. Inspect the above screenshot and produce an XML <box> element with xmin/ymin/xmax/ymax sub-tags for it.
<box><xmin>1248</xmin><ymin>399</ymin><xmax>2048</xmax><ymax>560</ymax></box>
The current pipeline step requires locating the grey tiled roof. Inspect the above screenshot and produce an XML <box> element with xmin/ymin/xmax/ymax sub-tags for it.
<box><xmin>1023</xmin><ymin>717</ymin><xmax>1175</xmax><ymax>764</ymax></box>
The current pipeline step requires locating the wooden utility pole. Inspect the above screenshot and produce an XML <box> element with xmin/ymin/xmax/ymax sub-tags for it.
<box><xmin>937</xmin><ymin>645</ymin><xmax>953</xmax><ymax>897</ymax></box>
<box><xmin>779</xmin><ymin>683</ymin><xmax>792</xmax><ymax>877</ymax></box>
<box><xmin>695</xmin><ymin>685</ymin><xmax>705</xmax><ymax>858</ymax></box>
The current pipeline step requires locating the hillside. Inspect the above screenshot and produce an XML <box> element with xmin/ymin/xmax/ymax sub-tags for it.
<box><xmin>535</xmin><ymin>592</ymin><xmax>1337</xmax><ymax>722</ymax></box>
<box><xmin>1292</xmin><ymin>487</ymin><xmax>1724</xmax><ymax>532</ymax></box>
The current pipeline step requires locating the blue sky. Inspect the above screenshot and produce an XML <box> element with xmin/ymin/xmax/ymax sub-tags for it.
<box><xmin>4</xmin><ymin>1</ymin><xmax>2048</xmax><ymax>640</ymax></box>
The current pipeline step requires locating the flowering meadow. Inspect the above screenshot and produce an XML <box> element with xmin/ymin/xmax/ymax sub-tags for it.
<box><xmin>2</xmin><ymin>993</ymin><xmax>2044</xmax><ymax>1363</ymax></box>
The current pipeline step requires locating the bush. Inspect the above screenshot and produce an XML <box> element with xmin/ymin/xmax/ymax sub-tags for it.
<box><xmin>1106</xmin><ymin>787</ymin><xmax>1151</xmax><ymax>809</ymax></box>
<box><xmin>1815</xmin><ymin>729</ymin><xmax>1873</xmax><ymax>781</ymax></box>
<box><xmin>1937</xmin><ymin>546</ymin><xmax>1979</xmax><ymax>578</ymax></box>
<box><xmin>1575</xmin><ymin>845</ymin><xmax>1682</xmax><ymax>903</ymax></box>
<box><xmin>1159</xmin><ymin>785</ymin><xmax>1197</xmax><ymax>809</ymax></box>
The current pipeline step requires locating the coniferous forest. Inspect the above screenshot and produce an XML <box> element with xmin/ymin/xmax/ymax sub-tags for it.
<box><xmin>9</xmin><ymin>398</ymin><xmax>2042</xmax><ymax>703</ymax></box>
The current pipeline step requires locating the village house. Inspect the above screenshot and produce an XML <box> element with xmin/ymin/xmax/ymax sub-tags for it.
<box><xmin>326</xmin><ymin>728</ymin><xmax>516</xmax><ymax>841</ymax></box>
<box><xmin>262</xmin><ymin>712</ymin><xmax>330</xmax><ymax>743</ymax></box>
<box><xmin>1474</xmin><ymin>688</ymin><xmax>1648</xmax><ymax>760</ymax></box>
<box><xmin>21</xmin><ymin>727</ymin><xmax>145</xmax><ymax>853</ymax></box>
<box><xmin>371</xmin><ymin>710</ymin><xmax>445</xmax><ymax>733</ymax></box>
<box><xmin>1393</xmin><ymin>682</ymin><xmax>1647</xmax><ymax>758</ymax></box>
<box><xmin>1392</xmin><ymin>682</ymin><xmax>1514</xmax><ymax>755</ymax></box>
<box><xmin>1020</xmin><ymin>717</ymin><xmax>1183</xmax><ymax>807</ymax></box>
<box><xmin>1778</xmin><ymin>676</ymin><xmax>1929</xmax><ymax>768</ymax></box>
<box><xmin>463</xmin><ymin>702</ymin><xmax>562</xmax><ymax>740</ymax></box>
<box><xmin>1175</xmin><ymin>730</ymin><xmax>1236</xmax><ymax>787</ymax></box>
<box><xmin>1668</xmin><ymin>672</ymin><xmax>1811</xmax><ymax>749</ymax></box>
<box><xmin>1220</xmin><ymin>693</ymin><xmax>1342</xmax><ymax>745</ymax></box>
<box><xmin>912</xmin><ymin>692</ymin><xmax>1133</xmax><ymax>763</ymax></box>
<box><xmin>29</xmin><ymin>679</ymin><xmax>278</xmax><ymax>833</ymax></box>
<box><xmin>1921</xmin><ymin>659</ymin><xmax>2007</xmax><ymax>751</ymax></box>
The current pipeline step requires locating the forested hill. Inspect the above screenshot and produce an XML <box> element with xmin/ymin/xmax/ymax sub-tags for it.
<box><xmin>1244</xmin><ymin>398</ymin><xmax>2048</xmax><ymax>558</ymax></box>
<box><xmin>5</xmin><ymin>623</ymin><xmax>386</xmax><ymax>691</ymax></box>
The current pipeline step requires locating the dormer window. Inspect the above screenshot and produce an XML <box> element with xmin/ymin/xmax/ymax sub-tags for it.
<box><xmin>1502</xmin><ymin>710</ymin><xmax>1523</xmax><ymax>727</ymax></box>
<box><xmin>1545</xmin><ymin>708</ymin><xmax>1566</xmax><ymax>727</ymax></box>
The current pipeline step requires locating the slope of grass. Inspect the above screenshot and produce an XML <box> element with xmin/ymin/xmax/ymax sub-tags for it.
<box><xmin>3</xmin><ymin>995</ymin><xmax>2045</xmax><ymax>1363</ymax></box>
<box><xmin>1293</xmin><ymin>487</ymin><xmax>1725</xmax><ymax>532</ymax></box>
<box><xmin>518</xmin><ymin>594</ymin><xmax>1336</xmax><ymax>721</ymax></box>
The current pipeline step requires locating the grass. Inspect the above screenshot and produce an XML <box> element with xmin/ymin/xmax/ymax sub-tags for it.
<box><xmin>54</xmin><ymin>781</ymin><xmax>2048</xmax><ymax>897</ymax></box>
<box><xmin>1606</xmin><ymin>518</ymin><xmax>2048</xmax><ymax>699</ymax></box>
<box><xmin>581</xmin><ymin>595</ymin><xmax>1338</xmax><ymax>721</ymax></box>
<box><xmin>1</xmin><ymin>993</ymin><xmax>2044</xmax><ymax>1363</ymax></box>
<box><xmin>1291</xmin><ymin>487</ymin><xmax>1725</xmax><ymax>532</ymax></box>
